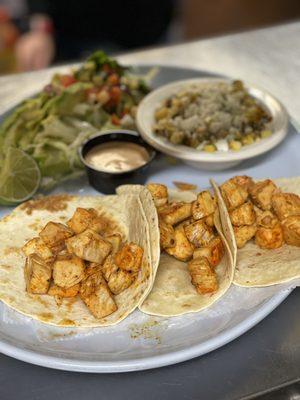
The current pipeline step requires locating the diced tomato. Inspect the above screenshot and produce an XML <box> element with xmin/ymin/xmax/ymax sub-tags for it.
<box><xmin>111</xmin><ymin>114</ymin><xmax>120</xmax><ymax>125</ymax></box>
<box><xmin>121</xmin><ymin>106</ymin><xmax>130</xmax><ymax>117</ymax></box>
<box><xmin>103</xmin><ymin>64</ymin><xmax>112</xmax><ymax>73</ymax></box>
<box><xmin>110</xmin><ymin>86</ymin><xmax>121</xmax><ymax>103</ymax></box>
<box><xmin>107</xmin><ymin>73</ymin><xmax>120</xmax><ymax>86</ymax></box>
<box><xmin>59</xmin><ymin>74</ymin><xmax>77</xmax><ymax>87</ymax></box>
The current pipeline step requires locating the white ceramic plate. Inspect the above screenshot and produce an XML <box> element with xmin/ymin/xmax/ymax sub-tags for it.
<box><xmin>137</xmin><ymin>78</ymin><xmax>289</xmax><ymax>170</ymax></box>
<box><xmin>0</xmin><ymin>285</ymin><xmax>291</xmax><ymax>373</ymax></box>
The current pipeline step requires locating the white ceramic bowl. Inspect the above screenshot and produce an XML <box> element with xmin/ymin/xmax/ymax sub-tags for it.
<box><xmin>136</xmin><ymin>78</ymin><xmax>289</xmax><ymax>170</ymax></box>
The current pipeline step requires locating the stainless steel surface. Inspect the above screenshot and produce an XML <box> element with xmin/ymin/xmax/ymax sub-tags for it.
<box><xmin>0</xmin><ymin>21</ymin><xmax>299</xmax><ymax>398</ymax></box>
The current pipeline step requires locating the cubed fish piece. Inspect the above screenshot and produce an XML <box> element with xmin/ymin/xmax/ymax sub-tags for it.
<box><xmin>80</xmin><ymin>271</ymin><xmax>117</xmax><ymax>318</ymax></box>
<box><xmin>192</xmin><ymin>191</ymin><xmax>216</xmax><ymax>220</ymax></box>
<box><xmin>281</xmin><ymin>215</ymin><xmax>300</xmax><ymax>246</ymax></box>
<box><xmin>39</xmin><ymin>222</ymin><xmax>73</xmax><ymax>248</ymax></box>
<box><xmin>159</xmin><ymin>218</ymin><xmax>175</xmax><ymax>249</ymax></box>
<box><xmin>228</xmin><ymin>175</ymin><xmax>254</xmax><ymax>193</ymax></box>
<box><xmin>146</xmin><ymin>183</ymin><xmax>168</xmax><ymax>207</ymax></box>
<box><xmin>114</xmin><ymin>243</ymin><xmax>143</xmax><ymax>272</ymax></box>
<box><xmin>158</xmin><ymin>202</ymin><xmax>192</xmax><ymax>225</ymax></box>
<box><xmin>105</xmin><ymin>234</ymin><xmax>122</xmax><ymax>255</ymax></box>
<box><xmin>184</xmin><ymin>220</ymin><xmax>215</xmax><ymax>248</ymax></box>
<box><xmin>24</xmin><ymin>254</ymin><xmax>52</xmax><ymax>294</ymax></box>
<box><xmin>53</xmin><ymin>254</ymin><xmax>85</xmax><ymax>288</ymax></box>
<box><xmin>229</xmin><ymin>202</ymin><xmax>256</xmax><ymax>226</ymax></box>
<box><xmin>234</xmin><ymin>224</ymin><xmax>257</xmax><ymax>248</ymax></box>
<box><xmin>66</xmin><ymin>229</ymin><xmax>112</xmax><ymax>263</ymax></box>
<box><xmin>188</xmin><ymin>257</ymin><xmax>218</xmax><ymax>294</ymax></box>
<box><xmin>272</xmin><ymin>192</ymin><xmax>300</xmax><ymax>220</ymax></box>
<box><xmin>255</xmin><ymin>223</ymin><xmax>284</xmax><ymax>249</ymax></box>
<box><xmin>165</xmin><ymin>225</ymin><xmax>194</xmax><ymax>261</ymax></box>
<box><xmin>193</xmin><ymin>236</ymin><xmax>224</xmax><ymax>268</ymax></box>
<box><xmin>249</xmin><ymin>179</ymin><xmax>278</xmax><ymax>210</ymax></box>
<box><xmin>221</xmin><ymin>180</ymin><xmax>248</xmax><ymax>210</ymax></box>
<box><xmin>107</xmin><ymin>269</ymin><xmax>136</xmax><ymax>295</ymax></box>
<box><xmin>67</xmin><ymin>207</ymin><xmax>96</xmax><ymax>234</ymax></box>
<box><xmin>48</xmin><ymin>283</ymin><xmax>80</xmax><ymax>298</ymax></box>
<box><xmin>22</xmin><ymin>237</ymin><xmax>53</xmax><ymax>260</ymax></box>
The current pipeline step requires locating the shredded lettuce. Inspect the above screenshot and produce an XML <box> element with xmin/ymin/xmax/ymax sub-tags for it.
<box><xmin>0</xmin><ymin>50</ymin><xmax>153</xmax><ymax>190</ymax></box>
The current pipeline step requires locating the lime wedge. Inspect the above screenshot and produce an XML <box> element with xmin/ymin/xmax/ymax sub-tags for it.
<box><xmin>0</xmin><ymin>147</ymin><xmax>41</xmax><ymax>205</ymax></box>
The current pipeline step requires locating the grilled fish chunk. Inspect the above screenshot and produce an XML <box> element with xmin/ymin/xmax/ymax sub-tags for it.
<box><xmin>255</xmin><ymin>223</ymin><xmax>284</xmax><ymax>249</ymax></box>
<box><xmin>66</xmin><ymin>229</ymin><xmax>112</xmax><ymax>263</ymax></box>
<box><xmin>159</xmin><ymin>218</ymin><xmax>175</xmax><ymax>249</ymax></box>
<box><xmin>22</xmin><ymin>237</ymin><xmax>53</xmax><ymax>260</ymax></box>
<box><xmin>272</xmin><ymin>192</ymin><xmax>300</xmax><ymax>220</ymax></box>
<box><xmin>48</xmin><ymin>283</ymin><xmax>80</xmax><ymax>298</ymax></box>
<box><xmin>221</xmin><ymin>180</ymin><xmax>248</xmax><ymax>210</ymax></box>
<box><xmin>80</xmin><ymin>271</ymin><xmax>117</xmax><ymax>318</ymax></box>
<box><xmin>114</xmin><ymin>243</ymin><xmax>143</xmax><ymax>272</ymax></box>
<box><xmin>165</xmin><ymin>225</ymin><xmax>194</xmax><ymax>261</ymax></box>
<box><xmin>108</xmin><ymin>269</ymin><xmax>136</xmax><ymax>295</ymax></box>
<box><xmin>249</xmin><ymin>179</ymin><xmax>278</xmax><ymax>210</ymax></box>
<box><xmin>53</xmin><ymin>254</ymin><xmax>85</xmax><ymax>288</ymax></box>
<box><xmin>105</xmin><ymin>234</ymin><xmax>122</xmax><ymax>255</ymax></box>
<box><xmin>39</xmin><ymin>222</ymin><xmax>73</xmax><ymax>249</ymax></box>
<box><xmin>101</xmin><ymin>255</ymin><xmax>118</xmax><ymax>281</ymax></box>
<box><xmin>24</xmin><ymin>254</ymin><xmax>52</xmax><ymax>294</ymax></box>
<box><xmin>193</xmin><ymin>236</ymin><xmax>224</xmax><ymax>268</ymax></box>
<box><xmin>205</xmin><ymin>214</ymin><xmax>215</xmax><ymax>227</ymax></box>
<box><xmin>192</xmin><ymin>191</ymin><xmax>216</xmax><ymax>220</ymax></box>
<box><xmin>228</xmin><ymin>175</ymin><xmax>254</xmax><ymax>193</ymax></box>
<box><xmin>85</xmin><ymin>262</ymin><xmax>102</xmax><ymax>277</ymax></box>
<box><xmin>146</xmin><ymin>183</ymin><xmax>168</xmax><ymax>207</ymax></box>
<box><xmin>255</xmin><ymin>208</ymin><xmax>278</xmax><ymax>228</ymax></box>
<box><xmin>234</xmin><ymin>224</ymin><xmax>257</xmax><ymax>248</ymax></box>
<box><xmin>281</xmin><ymin>215</ymin><xmax>300</xmax><ymax>246</ymax></box>
<box><xmin>67</xmin><ymin>208</ymin><xmax>95</xmax><ymax>234</ymax></box>
<box><xmin>184</xmin><ymin>220</ymin><xmax>215</xmax><ymax>248</ymax></box>
<box><xmin>188</xmin><ymin>257</ymin><xmax>218</xmax><ymax>294</ymax></box>
<box><xmin>101</xmin><ymin>256</ymin><xmax>136</xmax><ymax>294</ymax></box>
<box><xmin>158</xmin><ymin>202</ymin><xmax>192</xmax><ymax>226</ymax></box>
<box><xmin>229</xmin><ymin>202</ymin><xmax>256</xmax><ymax>226</ymax></box>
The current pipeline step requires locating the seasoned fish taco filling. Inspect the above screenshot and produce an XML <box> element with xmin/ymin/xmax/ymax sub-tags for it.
<box><xmin>22</xmin><ymin>207</ymin><xmax>144</xmax><ymax>319</ymax></box>
<box><xmin>213</xmin><ymin>175</ymin><xmax>300</xmax><ymax>287</ymax></box>
<box><xmin>147</xmin><ymin>183</ymin><xmax>226</xmax><ymax>295</ymax></box>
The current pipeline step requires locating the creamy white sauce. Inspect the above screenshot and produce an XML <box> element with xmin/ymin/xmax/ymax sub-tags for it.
<box><xmin>85</xmin><ymin>141</ymin><xmax>150</xmax><ymax>173</ymax></box>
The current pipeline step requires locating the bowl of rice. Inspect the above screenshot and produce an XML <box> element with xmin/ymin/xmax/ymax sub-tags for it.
<box><xmin>136</xmin><ymin>78</ymin><xmax>288</xmax><ymax>170</ymax></box>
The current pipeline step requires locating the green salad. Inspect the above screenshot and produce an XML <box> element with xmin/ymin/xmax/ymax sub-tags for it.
<box><xmin>0</xmin><ymin>51</ymin><xmax>154</xmax><ymax>203</ymax></box>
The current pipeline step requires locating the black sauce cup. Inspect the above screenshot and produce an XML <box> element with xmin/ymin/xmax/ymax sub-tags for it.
<box><xmin>79</xmin><ymin>130</ymin><xmax>157</xmax><ymax>194</ymax></box>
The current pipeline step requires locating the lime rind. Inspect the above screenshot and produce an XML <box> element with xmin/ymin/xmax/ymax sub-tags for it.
<box><xmin>0</xmin><ymin>147</ymin><xmax>41</xmax><ymax>205</ymax></box>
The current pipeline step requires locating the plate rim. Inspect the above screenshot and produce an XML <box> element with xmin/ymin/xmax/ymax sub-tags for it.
<box><xmin>0</xmin><ymin>288</ymin><xmax>291</xmax><ymax>373</ymax></box>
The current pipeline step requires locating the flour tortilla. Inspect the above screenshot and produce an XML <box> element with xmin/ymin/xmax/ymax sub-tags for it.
<box><xmin>213</xmin><ymin>176</ymin><xmax>300</xmax><ymax>287</ymax></box>
<box><xmin>0</xmin><ymin>192</ymin><xmax>154</xmax><ymax>327</ymax></box>
<box><xmin>139</xmin><ymin>189</ymin><xmax>234</xmax><ymax>316</ymax></box>
<box><xmin>116</xmin><ymin>185</ymin><xmax>160</xmax><ymax>283</ymax></box>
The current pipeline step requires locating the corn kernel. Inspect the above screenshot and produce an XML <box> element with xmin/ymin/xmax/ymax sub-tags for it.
<box><xmin>203</xmin><ymin>144</ymin><xmax>216</xmax><ymax>153</ymax></box>
<box><xmin>229</xmin><ymin>140</ymin><xmax>242</xmax><ymax>151</ymax></box>
<box><xmin>242</xmin><ymin>134</ymin><xmax>254</xmax><ymax>145</ymax></box>
<box><xmin>155</xmin><ymin>107</ymin><xmax>169</xmax><ymax>121</ymax></box>
<box><xmin>261</xmin><ymin>129</ymin><xmax>272</xmax><ymax>139</ymax></box>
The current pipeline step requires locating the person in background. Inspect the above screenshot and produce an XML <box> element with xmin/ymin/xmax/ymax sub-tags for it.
<box><xmin>14</xmin><ymin>0</ymin><xmax>175</xmax><ymax>71</ymax></box>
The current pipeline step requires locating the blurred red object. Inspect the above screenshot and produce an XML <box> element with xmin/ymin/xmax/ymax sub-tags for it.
<box><xmin>0</xmin><ymin>6</ymin><xmax>19</xmax><ymax>73</ymax></box>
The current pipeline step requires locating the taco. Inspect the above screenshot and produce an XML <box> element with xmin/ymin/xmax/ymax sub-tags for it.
<box><xmin>139</xmin><ymin>184</ymin><xmax>234</xmax><ymax>317</ymax></box>
<box><xmin>0</xmin><ymin>189</ymin><xmax>157</xmax><ymax>327</ymax></box>
<box><xmin>212</xmin><ymin>175</ymin><xmax>300</xmax><ymax>287</ymax></box>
